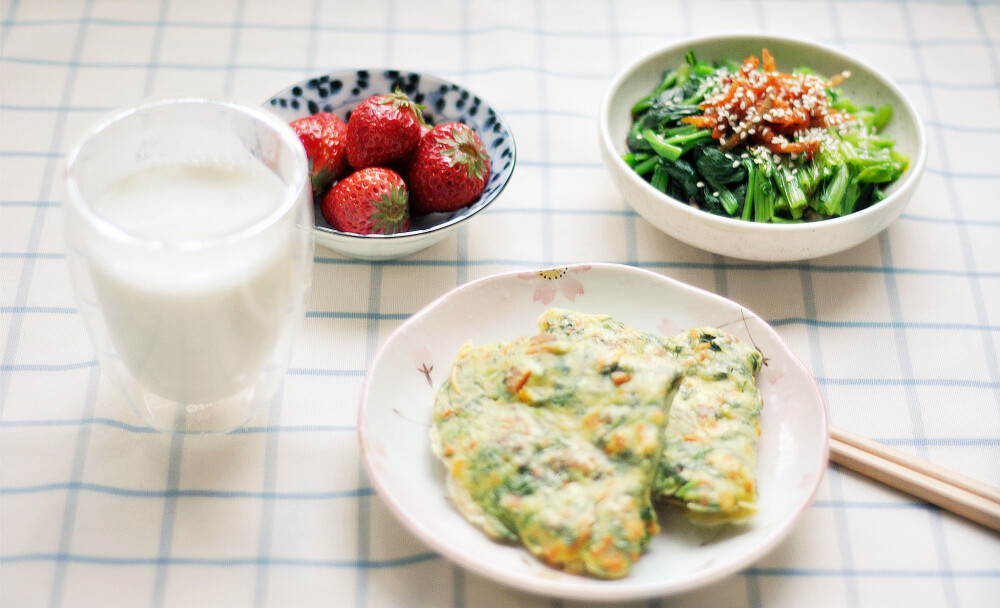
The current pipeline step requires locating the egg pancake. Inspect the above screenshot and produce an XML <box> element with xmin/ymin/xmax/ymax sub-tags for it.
<box><xmin>430</xmin><ymin>333</ymin><xmax>682</xmax><ymax>578</ymax></box>
<box><xmin>537</xmin><ymin>309</ymin><xmax>764</xmax><ymax>524</ymax></box>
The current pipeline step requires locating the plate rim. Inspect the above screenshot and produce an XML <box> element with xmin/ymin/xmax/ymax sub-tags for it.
<box><xmin>358</xmin><ymin>262</ymin><xmax>829</xmax><ymax>600</ymax></box>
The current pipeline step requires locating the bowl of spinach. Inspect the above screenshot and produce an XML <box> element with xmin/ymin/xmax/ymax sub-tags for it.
<box><xmin>598</xmin><ymin>33</ymin><xmax>927</xmax><ymax>261</ymax></box>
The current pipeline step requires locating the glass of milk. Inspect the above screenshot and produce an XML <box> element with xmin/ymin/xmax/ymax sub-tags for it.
<box><xmin>65</xmin><ymin>98</ymin><xmax>313</xmax><ymax>433</ymax></box>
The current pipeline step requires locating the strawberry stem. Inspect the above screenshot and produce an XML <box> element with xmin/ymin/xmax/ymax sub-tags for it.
<box><xmin>380</xmin><ymin>88</ymin><xmax>428</xmax><ymax>127</ymax></box>
<box><xmin>371</xmin><ymin>184</ymin><xmax>410</xmax><ymax>234</ymax></box>
<box><xmin>439</xmin><ymin>125</ymin><xmax>490</xmax><ymax>179</ymax></box>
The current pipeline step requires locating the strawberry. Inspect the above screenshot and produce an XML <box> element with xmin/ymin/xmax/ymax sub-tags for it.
<box><xmin>408</xmin><ymin>122</ymin><xmax>491</xmax><ymax>214</ymax></box>
<box><xmin>346</xmin><ymin>89</ymin><xmax>426</xmax><ymax>169</ymax></box>
<box><xmin>289</xmin><ymin>112</ymin><xmax>349</xmax><ymax>196</ymax></box>
<box><xmin>321</xmin><ymin>167</ymin><xmax>411</xmax><ymax>235</ymax></box>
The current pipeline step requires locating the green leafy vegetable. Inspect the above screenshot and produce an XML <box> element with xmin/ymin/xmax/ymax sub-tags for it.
<box><xmin>623</xmin><ymin>51</ymin><xmax>910</xmax><ymax>224</ymax></box>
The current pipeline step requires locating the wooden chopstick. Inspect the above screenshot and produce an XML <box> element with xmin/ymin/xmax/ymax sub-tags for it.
<box><xmin>828</xmin><ymin>426</ymin><xmax>1000</xmax><ymax>533</ymax></box>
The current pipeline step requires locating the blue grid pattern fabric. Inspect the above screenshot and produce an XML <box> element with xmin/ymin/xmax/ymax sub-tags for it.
<box><xmin>2</xmin><ymin>0</ymin><xmax>999</xmax><ymax>606</ymax></box>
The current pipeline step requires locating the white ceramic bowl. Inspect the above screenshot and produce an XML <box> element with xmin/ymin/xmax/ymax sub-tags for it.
<box><xmin>266</xmin><ymin>69</ymin><xmax>515</xmax><ymax>261</ymax></box>
<box><xmin>359</xmin><ymin>263</ymin><xmax>828</xmax><ymax>600</ymax></box>
<box><xmin>599</xmin><ymin>34</ymin><xmax>927</xmax><ymax>261</ymax></box>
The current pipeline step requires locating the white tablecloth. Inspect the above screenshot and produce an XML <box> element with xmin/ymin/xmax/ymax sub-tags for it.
<box><xmin>2</xmin><ymin>1</ymin><xmax>998</xmax><ymax>606</ymax></box>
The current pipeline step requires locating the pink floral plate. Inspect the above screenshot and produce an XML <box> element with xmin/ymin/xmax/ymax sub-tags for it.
<box><xmin>358</xmin><ymin>262</ymin><xmax>828</xmax><ymax>600</ymax></box>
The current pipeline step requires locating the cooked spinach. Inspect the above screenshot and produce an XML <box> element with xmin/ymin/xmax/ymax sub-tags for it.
<box><xmin>621</xmin><ymin>51</ymin><xmax>910</xmax><ymax>224</ymax></box>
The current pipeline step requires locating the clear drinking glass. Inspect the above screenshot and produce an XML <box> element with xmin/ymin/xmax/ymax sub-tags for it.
<box><xmin>65</xmin><ymin>98</ymin><xmax>313</xmax><ymax>433</ymax></box>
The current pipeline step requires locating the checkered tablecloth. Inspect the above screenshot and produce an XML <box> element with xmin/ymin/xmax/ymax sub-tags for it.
<box><xmin>2</xmin><ymin>1</ymin><xmax>998</xmax><ymax>606</ymax></box>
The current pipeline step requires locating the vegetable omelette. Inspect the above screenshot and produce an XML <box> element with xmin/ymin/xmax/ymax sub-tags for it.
<box><xmin>430</xmin><ymin>309</ymin><xmax>764</xmax><ymax>578</ymax></box>
<box><xmin>430</xmin><ymin>332</ymin><xmax>682</xmax><ymax>578</ymax></box>
<box><xmin>538</xmin><ymin>309</ymin><xmax>764</xmax><ymax>524</ymax></box>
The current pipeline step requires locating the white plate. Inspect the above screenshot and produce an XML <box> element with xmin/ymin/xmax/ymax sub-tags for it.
<box><xmin>359</xmin><ymin>263</ymin><xmax>828</xmax><ymax>600</ymax></box>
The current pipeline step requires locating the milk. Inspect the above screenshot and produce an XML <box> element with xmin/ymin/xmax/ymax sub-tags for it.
<box><xmin>87</xmin><ymin>160</ymin><xmax>302</xmax><ymax>405</ymax></box>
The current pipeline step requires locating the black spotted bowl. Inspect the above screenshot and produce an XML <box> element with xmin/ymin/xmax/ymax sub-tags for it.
<box><xmin>265</xmin><ymin>69</ymin><xmax>516</xmax><ymax>261</ymax></box>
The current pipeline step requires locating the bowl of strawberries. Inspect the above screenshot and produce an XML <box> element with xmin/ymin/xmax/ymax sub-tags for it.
<box><xmin>266</xmin><ymin>69</ymin><xmax>516</xmax><ymax>261</ymax></box>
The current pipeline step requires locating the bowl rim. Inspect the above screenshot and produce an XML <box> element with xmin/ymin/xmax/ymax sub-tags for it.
<box><xmin>598</xmin><ymin>32</ymin><xmax>928</xmax><ymax>234</ymax></box>
<box><xmin>265</xmin><ymin>68</ymin><xmax>517</xmax><ymax>242</ymax></box>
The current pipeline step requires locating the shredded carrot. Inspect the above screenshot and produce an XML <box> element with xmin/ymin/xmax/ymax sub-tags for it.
<box><xmin>523</xmin><ymin>333</ymin><xmax>557</xmax><ymax>354</ymax></box>
<box><xmin>610</xmin><ymin>370</ymin><xmax>632</xmax><ymax>385</ymax></box>
<box><xmin>599</xmin><ymin>553</ymin><xmax>626</xmax><ymax>574</ymax></box>
<box><xmin>504</xmin><ymin>366</ymin><xmax>531</xmax><ymax>393</ymax></box>
<box><xmin>592</xmin><ymin>535</ymin><xmax>613</xmax><ymax>554</ymax></box>
<box><xmin>543</xmin><ymin>541</ymin><xmax>566</xmax><ymax>562</ymax></box>
<box><xmin>603</xmin><ymin>431</ymin><xmax>629</xmax><ymax>454</ymax></box>
<box><xmin>681</xmin><ymin>48</ymin><xmax>852</xmax><ymax>158</ymax></box>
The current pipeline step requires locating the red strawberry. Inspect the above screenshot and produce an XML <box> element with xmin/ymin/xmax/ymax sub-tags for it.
<box><xmin>321</xmin><ymin>167</ymin><xmax>410</xmax><ymax>235</ymax></box>
<box><xmin>289</xmin><ymin>112</ymin><xmax>349</xmax><ymax>196</ymax></box>
<box><xmin>408</xmin><ymin>122</ymin><xmax>491</xmax><ymax>214</ymax></box>
<box><xmin>346</xmin><ymin>89</ymin><xmax>426</xmax><ymax>169</ymax></box>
